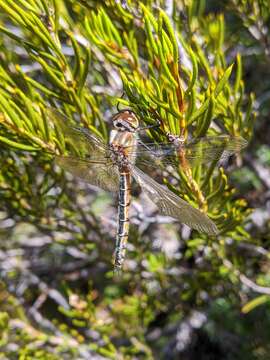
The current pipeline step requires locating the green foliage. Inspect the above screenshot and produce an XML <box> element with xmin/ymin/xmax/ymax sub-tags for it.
<box><xmin>0</xmin><ymin>0</ymin><xmax>253</xmax><ymax>232</ymax></box>
<box><xmin>0</xmin><ymin>0</ymin><xmax>269</xmax><ymax>359</ymax></box>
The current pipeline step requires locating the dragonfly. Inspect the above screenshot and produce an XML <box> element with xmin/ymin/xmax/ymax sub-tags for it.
<box><xmin>46</xmin><ymin>108</ymin><xmax>247</xmax><ymax>272</ymax></box>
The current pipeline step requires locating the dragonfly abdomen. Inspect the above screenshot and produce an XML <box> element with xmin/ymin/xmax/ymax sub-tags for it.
<box><xmin>114</xmin><ymin>171</ymin><xmax>132</xmax><ymax>273</ymax></box>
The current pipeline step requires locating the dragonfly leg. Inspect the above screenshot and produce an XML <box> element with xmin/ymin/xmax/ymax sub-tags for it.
<box><xmin>138</xmin><ymin>123</ymin><xmax>160</xmax><ymax>131</ymax></box>
<box><xmin>137</xmin><ymin>118</ymin><xmax>161</xmax><ymax>132</ymax></box>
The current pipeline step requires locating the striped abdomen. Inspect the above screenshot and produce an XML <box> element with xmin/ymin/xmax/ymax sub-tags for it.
<box><xmin>114</xmin><ymin>171</ymin><xmax>131</xmax><ymax>273</ymax></box>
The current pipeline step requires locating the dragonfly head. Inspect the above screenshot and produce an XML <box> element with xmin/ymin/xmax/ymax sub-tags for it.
<box><xmin>112</xmin><ymin>110</ymin><xmax>139</xmax><ymax>132</ymax></box>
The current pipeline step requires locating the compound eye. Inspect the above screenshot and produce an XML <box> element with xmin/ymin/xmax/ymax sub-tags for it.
<box><xmin>115</xmin><ymin>121</ymin><xmax>123</xmax><ymax>129</ymax></box>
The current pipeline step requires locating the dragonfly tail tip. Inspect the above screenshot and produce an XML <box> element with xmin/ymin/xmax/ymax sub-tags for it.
<box><xmin>113</xmin><ymin>265</ymin><xmax>123</xmax><ymax>277</ymax></box>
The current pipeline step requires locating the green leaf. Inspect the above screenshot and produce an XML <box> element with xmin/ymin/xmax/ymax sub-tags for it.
<box><xmin>78</xmin><ymin>46</ymin><xmax>91</xmax><ymax>94</ymax></box>
<box><xmin>242</xmin><ymin>295</ymin><xmax>270</xmax><ymax>314</ymax></box>
<box><xmin>0</xmin><ymin>136</ymin><xmax>38</xmax><ymax>151</ymax></box>
<box><xmin>195</xmin><ymin>95</ymin><xmax>215</xmax><ymax>137</ymax></box>
<box><xmin>185</xmin><ymin>48</ymin><xmax>198</xmax><ymax>95</ymax></box>
<box><xmin>188</xmin><ymin>98</ymin><xmax>210</xmax><ymax>125</ymax></box>
<box><xmin>214</xmin><ymin>64</ymin><xmax>234</xmax><ymax>97</ymax></box>
<box><xmin>234</xmin><ymin>54</ymin><xmax>242</xmax><ymax>94</ymax></box>
<box><xmin>159</xmin><ymin>9</ymin><xmax>179</xmax><ymax>61</ymax></box>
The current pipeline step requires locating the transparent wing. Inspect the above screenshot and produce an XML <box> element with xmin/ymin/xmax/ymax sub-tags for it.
<box><xmin>132</xmin><ymin>166</ymin><xmax>218</xmax><ymax>235</ymax></box>
<box><xmin>56</xmin><ymin>155</ymin><xmax>119</xmax><ymax>192</ymax></box>
<box><xmin>182</xmin><ymin>135</ymin><xmax>248</xmax><ymax>166</ymax></box>
<box><xmin>133</xmin><ymin>136</ymin><xmax>247</xmax><ymax>168</ymax></box>
<box><xmin>45</xmin><ymin>107</ymin><xmax>107</xmax><ymax>158</ymax></box>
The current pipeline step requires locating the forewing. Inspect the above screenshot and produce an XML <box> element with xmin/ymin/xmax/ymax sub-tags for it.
<box><xmin>132</xmin><ymin>167</ymin><xmax>218</xmax><ymax>235</ymax></box>
<box><xmin>184</xmin><ymin>136</ymin><xmax>248</xmax><ymax>166</ymax></box>
<box><xmin>45</xmin><ymin>107</ymin><xmax>107</xmax><ymax>158</ymax></box>
<box><xmin>133</xmin><ymin>136</ymin><xmax>247</xmax><ymax>168</ymax></box>
<box><xmin>56</xmin><ymin>155</ymin><xmax>119</xmax><ymax>192</ymax></box>
<box><xmin>134</xmin><ymin>142</ymin><xmax>178</xmax><ymax>169</ymax></box>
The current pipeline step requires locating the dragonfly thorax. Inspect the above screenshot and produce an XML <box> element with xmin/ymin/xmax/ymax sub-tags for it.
<box><xmin>109</xmin><ymin>142</ymin><xmax>134</xmax><ymax>168</ymax></box>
